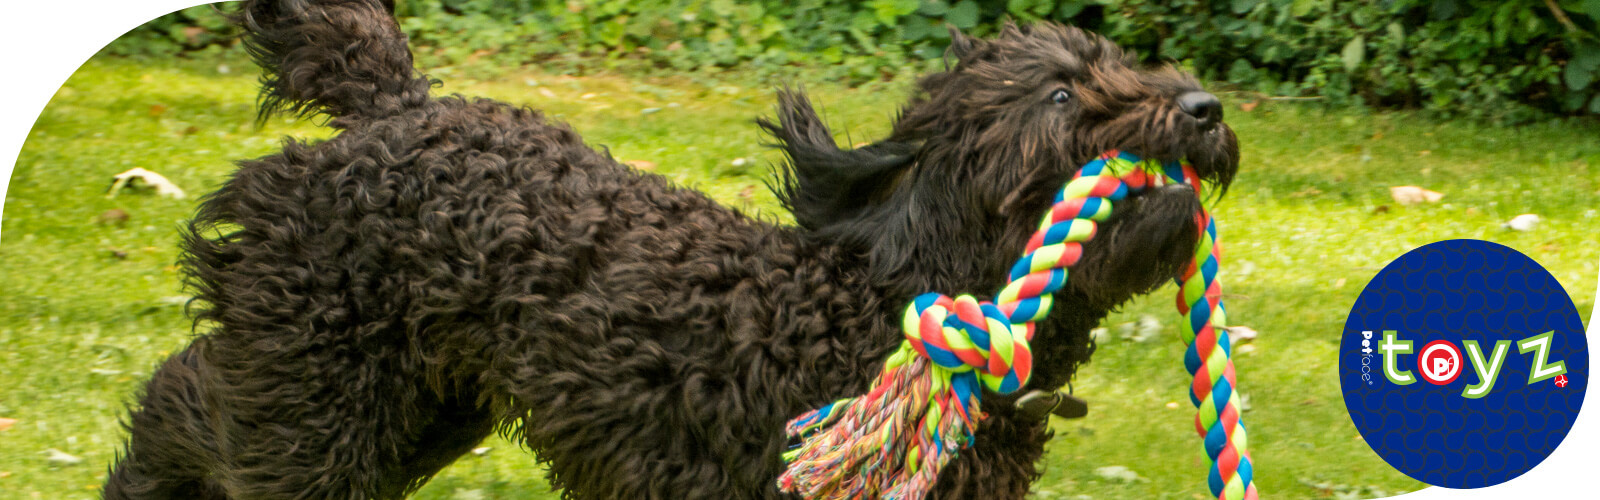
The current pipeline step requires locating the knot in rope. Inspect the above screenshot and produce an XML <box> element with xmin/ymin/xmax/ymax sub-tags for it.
<box><xmin>778</xmin><ymin>151</ymin><xmax>1255</xmax><ymax>500</ymax></box>
<box><xmin>898</xmin><ymin>154</ymin><xmax>1146</xmax><ymax>398</ymax></box>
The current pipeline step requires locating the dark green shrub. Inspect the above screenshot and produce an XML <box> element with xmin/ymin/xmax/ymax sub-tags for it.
<box><xmin>102</xmin><ymin>0</ymin><xmax>1600</xmax><ymax>122</ymax></box>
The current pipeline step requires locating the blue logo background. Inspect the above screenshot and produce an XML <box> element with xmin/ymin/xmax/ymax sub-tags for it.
<box><xmin>1340</xmin><ymin>239</ymin><xmax>1588</xmax><ymax>488</ymax></box>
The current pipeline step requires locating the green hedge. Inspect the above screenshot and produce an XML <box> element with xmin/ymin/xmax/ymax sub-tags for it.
<box><xmin>106</xmin><ymin>0</ymin><xmax>1600</xmax><ymax>123</ymax></box>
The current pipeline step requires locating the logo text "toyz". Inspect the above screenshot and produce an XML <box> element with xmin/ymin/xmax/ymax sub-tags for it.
<box><xmin>1362</xmin><ymin>330</ymin><xmax>1567</xmax><ymax>398</ymax></box>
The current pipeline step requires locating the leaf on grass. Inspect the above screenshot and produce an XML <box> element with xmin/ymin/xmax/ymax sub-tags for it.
<box><xmin>108</xmin><ymin>167</ymin><xmax>187</xmax><ymax>199</ymax></box>
<box><xmin>1389</xmin><ymin>186</ymin><xmax>1443</xmax><ymax>205</ymax></box>
<box><xmin>1224</xmin><ymin>325</ymin><xmax>1259</xmax><ymax>344</ymax></box>
<box><xmin>624</xmin><ymin>160</ymin><xmax>657</xmax><ymax>171</ymax></box>
<box><xmin>1502</xmin><ymin>213</ymin><xmax>1541</xmax><ymax>232</ymax></box>
<box><xmin>46</xmin><ymin>449</ymin><xmax>83</xmax><ymax>466</ymax></box>
<box><xmin>1094</xmin><ymin>465</ymin><xmax>1147</xmax><ymax>483</ymax></box>
<box><xmin>1239</xmin><ymin>101</ymin><xmax>1259</xmax><ymax>112</ymax></box>
<box><xmin>1116</xmin><ymin>315</ymin><xmax>1162</xmax><ymax>343</ymax></box>
<box><xmin>0</xmin><ymin>417</ymin><xmax>15</xmax><ymax>432</ymax></box>
<box><xmin>97</xmin><ymin>208</ymin><xmax>130</xmax><ymax>226</ymax></box>
<box><xmin>451</xmin><ymin>488</ymin><xmax>487</xmax><ymax>500</ymax></box>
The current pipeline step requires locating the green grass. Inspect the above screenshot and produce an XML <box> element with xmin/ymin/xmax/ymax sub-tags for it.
<box><xmin>2</xmin><ymin>49</ymin><xmax>1597</xmax><ymax>500</ymax></box>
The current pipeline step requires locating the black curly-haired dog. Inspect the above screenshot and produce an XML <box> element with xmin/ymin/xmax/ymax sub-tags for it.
<box><xmin>104</xmin><ymin>1</ymin><xmax>1239</xmax><ymax>498</ymax></box>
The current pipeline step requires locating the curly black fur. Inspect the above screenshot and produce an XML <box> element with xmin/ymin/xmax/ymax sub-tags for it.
<box><xmin>104</xmin><ymin>2</ymin><xmax>1239</xmax><ymax>499</ymax></box>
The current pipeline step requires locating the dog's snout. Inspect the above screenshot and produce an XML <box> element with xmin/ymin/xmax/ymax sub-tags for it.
<box><xmin>1177</xmin><ymin>91</ymin><xmax>1222</xmax><ymax>128</ymax></box>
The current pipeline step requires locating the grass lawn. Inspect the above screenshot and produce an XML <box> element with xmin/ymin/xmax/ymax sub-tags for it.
<box><xmin>2</xmin><ymin>48</ymin><xmax>1596</xmax><ymax>500</ymax></box>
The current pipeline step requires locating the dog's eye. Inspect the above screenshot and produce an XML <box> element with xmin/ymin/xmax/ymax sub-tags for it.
<box><xmin>1050</xmin><ymin>89</ymin><xmax>1071</xmax><ymax>104</ymax></box>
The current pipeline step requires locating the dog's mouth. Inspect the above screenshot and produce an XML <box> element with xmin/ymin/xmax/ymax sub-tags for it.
<box><xmin>1118</xmin><ymin>124</ymin><xmax>1240</xmax><ymax>198</ymax></box>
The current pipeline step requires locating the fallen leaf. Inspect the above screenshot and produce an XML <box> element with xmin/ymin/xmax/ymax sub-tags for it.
<box><xmin>108</xmin><ymin>249</ymin><xmax>129</xmax><ymax>260</ymax></box>
<box><xmin>1239</xmin><ymin>101</ymin><xmax>1259</xmax><ymax>112</ymax></box>
<box><xmin>148</xmin><ymin>104</ymin><xmax>167</xmax><ymax>117</ymax></box>
<box><xmin>1389</xmin><ymin>185</ymin><xmax>1443</xmax><ymax>205</ymax></box>
<box><xmin>1502</xmin><ymin>213</ymin><xmax>1540</xmax><ymax>232</ymax></box>
<box><xmin>45</xmin><ymin>449</ymin><xmax>83</xmax><ymax>466</ymax></box>
<box><xmin>623</xmin><ymin>160</ymin><xmax>656</xmax><ymax>171</ymax></box>
<box><xmin>579</xmin><ymin>93</ymin><xmax>597</xmax><ymax>100</ymax></box>
<box><xmin>666</xmin><ymin>41</ymin><xmax>684</xmax><ymax>51</ymax></box>
<box><xmin>97</xmin><ymin>208</ymin><xmax>130</xmax><ymax>226</ymax></box>
<box><xmin>1116</xmin><ymin>315</ymin><xmax>1162</xmax><ymax>343</ymax></box>
<box><xmin>1224</xmin><ymin>325</ymin><xmax>1259</xmax><ymax>344</ymax></box>
<box><xmin>108</xmin><ymin>167</ymin><xmax>187</xmax><ymax>199</ymax></box>
<box><xmin>1289</xmin><ymin>186</ymin><xmax>1322</xmax><ymax>198</ymax></box>
<box><xmin>1418</xmin><ymin>150</ymin><xmax>1431</xmax><ymax>156</ymax></box>
<box><xmin>182</xmin><ymin>125</ymin><xmax>201</xmax><ymax>136</ymax></box>
<box><xmin>1370</xmin><ymin>205</ymin><xmax>1390</xmax><ymax>214</ymax></box>
<box><xmin>738</xmin><ymin>185</ymin><xmax>756</xmax><ymax>200</ymax></box>
<box><xmin>1093</xmin><ymin>465</ymin><xmax>1146</xmax><ymax>483</ymax></box>
<box><xmin>0</xmin><ymin>417</ymin><xmax>15</xmax><ymax>432</ymax></box>
<box><xmin>538</xmin><ymin>88</ymin><xmax>556</xmax><ymax>98</ymax></box>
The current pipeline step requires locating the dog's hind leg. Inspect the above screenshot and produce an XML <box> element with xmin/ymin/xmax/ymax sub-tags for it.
<box><xmin>105</xmin><ymin>342</ymin><xmax>231</xmax><ymax>500</ymax></box>
<box><xmin>139</xmin><ymin>324</ymin><xmax>493</xmax><ymax>499</ymax></box>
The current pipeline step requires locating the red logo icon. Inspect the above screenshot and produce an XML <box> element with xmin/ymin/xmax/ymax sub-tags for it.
<box><xmin>1556</xmin><ymin>374</ymin><xmax>1569</xmax><ymax>388</ymax></box>
<box><xmin>1418</xmin><ymin>340</ymin><xmax>1462</xmax><ymax>385</ymax></box>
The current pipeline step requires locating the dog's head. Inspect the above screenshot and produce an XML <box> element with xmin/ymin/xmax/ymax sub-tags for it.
<box><xmin>765</xmin><ymin>23</ymin><xmax>1239</xmax><ymax>309</ymax></box>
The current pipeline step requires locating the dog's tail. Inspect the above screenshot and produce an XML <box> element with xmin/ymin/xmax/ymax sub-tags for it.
<box><xmin>235</xmin><ymin>0</ymin><xmax>432</xmax><ymax>127</ymax></box>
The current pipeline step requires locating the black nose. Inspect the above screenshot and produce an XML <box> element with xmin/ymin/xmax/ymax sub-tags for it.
<box><xmin>1178</xmin><ymin>91</ymin><xmax>1222</xmax><ymax>128</ymax></box>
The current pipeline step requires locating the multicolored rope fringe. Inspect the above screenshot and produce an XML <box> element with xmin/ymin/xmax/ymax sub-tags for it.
<box><xmin>776</xmin><ymin>150</ymin><xmax>1255</xmax><ymax>500</ymax></box>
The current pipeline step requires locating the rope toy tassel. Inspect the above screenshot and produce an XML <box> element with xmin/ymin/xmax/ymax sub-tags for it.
<box><xmin>777</xmin><ymin>152</ymin><xmax>1256</xmax><ymax>500</ymax></box>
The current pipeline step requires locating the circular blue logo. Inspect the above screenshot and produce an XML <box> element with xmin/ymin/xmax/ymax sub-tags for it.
<box><xmin>1340</xmin><ymin>239</ymin><xmax>1588</xmax><ymax>488</ymax></box>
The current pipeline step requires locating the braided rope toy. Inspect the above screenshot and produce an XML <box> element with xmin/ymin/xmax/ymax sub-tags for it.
<box><xmin>777</xmin><ymin>151</ymin><xmax>1255</xmax><ymax>500</ymax></box>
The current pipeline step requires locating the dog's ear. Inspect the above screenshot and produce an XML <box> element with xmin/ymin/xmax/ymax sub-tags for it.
<box><xmin>760</xmin><ymin>89</ymin><xmax>915</xmax><ymax>231</ymax></box>
<box><xmin>946</xmin><ymin>25</ymin><xmax>978</xmax><ymax>64</ymax></box>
